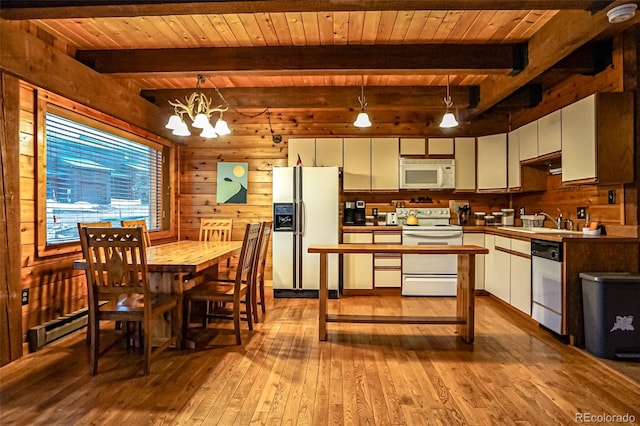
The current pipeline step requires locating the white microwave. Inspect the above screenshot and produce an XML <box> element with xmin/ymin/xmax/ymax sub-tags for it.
<box><xmin>399</xmin><ymin>158</ymin><xmax>455</xmax><ymax>189</ymax></box>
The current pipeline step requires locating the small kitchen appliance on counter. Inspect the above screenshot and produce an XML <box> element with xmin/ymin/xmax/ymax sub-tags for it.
<box><xmin>386</xmin><ymin>212</ymin><xmax>398</xmax><ymax>225</ymax></box>
<box><xmin>343</xmin><ymin>201</ymin><xmax>356</xmax><ymax>225</ymax></box>
<box><xmin>354</xmin><ymin>200</ymin><xmax>366</xmax><ymax>225</ymax></box>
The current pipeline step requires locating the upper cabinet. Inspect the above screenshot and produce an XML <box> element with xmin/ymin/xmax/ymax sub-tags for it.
<box><xmin>287</xmin><ymin>138</ymin><xmax>315</xmax><ymax>166</ymax></box>
<box><xmin>561</xmin><ymin>92</ymin><xmax>634</xmax><ymax>185</ymax></box>
<box><xmin>400</xmin><ymin>138</ymin><xmax>425</xmax><ymax>156</ymax></box>
<box><xmin>427</xmin><ymin>138</ymin><xmax>454</xmax><ymax>156</ymax></box>
<box><xmin>316</xmin><ymin>138</ymin><xmax>343</xmax><ymax>167</ymax></box>
<box><xmin>371</xmin><ymin>138</ymin><xmax>399</xmax><ymax>191</ymax></box>
<box><xmin>518</xmin><ymin>121</ymin><xmax>538</xmax><ymax>161</ymax></box>
<box><xmin>508</xmin><ymin>129</ymin><xmax>521</xmax><ymax>189</ymax></box>
<box><xmin>454</xmin><ymin>137</ymin><xmax>476</xmax><ymax>191</ymax></box>
<box><xmin>343</xmin><ymin>138</ymin><xmax>399</xmax><ymax>191</ymax></box>
<box><xmin>537</xmin><ymin>110</ymin><xmax>561</xmax><ymax>156</ymax></box>
<box><xmin>477</xmin><ymin>133</ymin><xmax>507</xmax><ymax>191</ymax></box>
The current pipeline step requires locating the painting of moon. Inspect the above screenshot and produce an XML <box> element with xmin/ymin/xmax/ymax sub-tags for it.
<box><xmin>216</xmin><ymin>162</ymin><xmax>248</xmax><ymax>204</ymax></box>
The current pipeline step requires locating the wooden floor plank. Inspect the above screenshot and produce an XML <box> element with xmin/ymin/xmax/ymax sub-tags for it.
<box><xmin>0</xmin><ymin>292</ymin><xmax>639</xmax><ymax>426</ymax></box>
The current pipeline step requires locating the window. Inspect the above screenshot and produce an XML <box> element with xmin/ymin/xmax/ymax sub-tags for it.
<box><xmin>44</xmin><ymin>111</ymin><xmax>165</xmax><ymax>245</ymax></box>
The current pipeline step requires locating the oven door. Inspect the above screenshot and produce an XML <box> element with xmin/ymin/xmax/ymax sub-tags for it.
<box><xmin>402</xmin><ymin>229</ymin><xmax>463</xmax><ymax>275</ymax></box>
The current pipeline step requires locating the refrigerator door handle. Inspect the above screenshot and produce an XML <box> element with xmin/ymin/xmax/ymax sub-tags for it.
<box><xmin>300</xmin><ymin>200</ymin><xmax>305</xmax><ymax>236</ymax></box>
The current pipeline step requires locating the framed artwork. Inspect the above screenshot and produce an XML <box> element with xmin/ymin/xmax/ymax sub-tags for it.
<box><xmin>217</xmin><ymin>162</ymin><xmax>248</xmax><ymax>204</ymax></box>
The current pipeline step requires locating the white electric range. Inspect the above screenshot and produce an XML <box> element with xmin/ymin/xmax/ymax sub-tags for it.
<box><xmin>396</xmin><ymin>207</ymin><xmax>463</xmax><ymax>296</ymax></box>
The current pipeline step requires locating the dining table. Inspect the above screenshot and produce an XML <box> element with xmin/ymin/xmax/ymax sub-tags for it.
<box><xmin>308</xmin><ymin>243</ymin><xmax>489</xmax><ymax>343</ymax></box>
<box><xmin>74</xmin><ymin>239</ymin><xmax>243</xmax><ymax>346</ymax></box>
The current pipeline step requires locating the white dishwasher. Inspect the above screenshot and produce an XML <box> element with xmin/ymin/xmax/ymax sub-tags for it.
<box><xmin>531</xmin><ymin>239</ymin><xmax>564</xmax><ymax>334</ymax></box>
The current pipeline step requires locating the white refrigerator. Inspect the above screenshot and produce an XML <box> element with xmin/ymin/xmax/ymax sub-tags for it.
<box><xmin>272</xmin><ymin>166</ymin><xmax>339</xmax><ymax>297</ymax></box>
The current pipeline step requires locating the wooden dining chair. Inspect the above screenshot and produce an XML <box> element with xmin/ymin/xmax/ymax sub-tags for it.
<box><xmin>252</xmin><ymin>221</ymin><xmax>272</xmax><ymax>322</ymax></box>
<box><xmin>81</xmin><ymin>226</ymin><xmax>180</xmax><ymax>376</ymax></box>
<box><xmin>121</xmin><ymin>219</ymin><xmax>151</xmax><ymax>248</ymax></box>
<box><xmin>183</xmin><ymin>222</ymin><xmax>261</xmax><ymax>345</ymax></box>
<box><xmin>199</xmin><ymin>218</ymin><xmax>233</xmax><ymax>268</ymax></box>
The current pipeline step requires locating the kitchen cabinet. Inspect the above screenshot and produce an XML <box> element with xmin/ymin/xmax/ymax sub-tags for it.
<box><xmin>561</xmin><ymin>92</ymin><xmax>634</xmax><ymax>184</ymax></box>
<box><xmin>454</xmin><ymin>137</ymin><xmax>476</xmax><ymax>191</ymax></box>
<box><xmin>518</xmin><ymin>121</ymin><xmax>538</xmax><ymax>161</ymax></box>
<box><xmin>537</xmin><ymin>110</ymin><xmax>561</xmax><ymax>156</ymax></box>
<box><xmin>343</xmin><ymin>138</ymin><xmax>371</xmax><ymax>191</ymax></box>
<box><xmin>485</xmin><ymin>235</ymin><xmax>531</xmax><ymax>314</ymax></box>
<box><xmin>509</xmin><ymin>239</ymin><xmax>531</xmax><ymax>315</ymax></box>
<box><xmin>508</xmin><ymin>129</ymin><xmax>521</xmax><ymax>189</ymax></box>
<box><xmin>483</xmin><ymin>234</ymin><xmax>496</xmax><ymax>295</ymax></box>
<box><xmin>477</xmin><ymin>133</ymin><xmax>507</xmax><ymax>191</ymax></box>
<box><xmin>400</xmin><ymin>138</ymin><xmax>425</xmax><ymax>156</ymax></box>
<box><xmin>428</xmin><ymin>138</ymin><xmax>454</xmax><ymax>156</ymax></box>
<box><xmin>462</xmin><ymin>233</ymin><xmax>484</xmax><ymax>290</ymax></box>
<box><xmin>343</xmin><ymin>232</ymin><xmax>373</xmax><ymax>290</ymax></box>
<box><xmin>492</xmin><ymin>236</ymin><xmax>512</xmax><ymax>303</ymax></box>
<box><xmin>371</xmin><ymin>138</ymin><xmax>399</xmax><ymax>190</ymax></box>
<box><xmin>316</xmin><ymin>138</ymin><xmax>343</xmax><ymax>167</ymax></box>
<box><xmin>344</xmin><ymin>138</ymin><xmax>399</xmax><ymax>191</ymax></box>
<box><xmin>373</xmin><ymin>231</ymin><xmax>402</xmax><ymax>288</ymax></box>
<box><xmin>287</xmin><ymin>138</ymin><xmax>315</xmax><ymax>166</ymax></box>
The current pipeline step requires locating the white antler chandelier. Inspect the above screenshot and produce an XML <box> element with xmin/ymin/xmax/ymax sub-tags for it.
<box><xmin>165</xmin><ymin>74</ymin><xmax>231</xmax><ymax>138</ymax></box>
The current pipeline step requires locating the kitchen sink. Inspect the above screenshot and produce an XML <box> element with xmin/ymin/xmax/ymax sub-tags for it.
<box><xmin>497</xmin><ymin>226</ymin><xmax>583</xmax><ymax>234</ymax></box>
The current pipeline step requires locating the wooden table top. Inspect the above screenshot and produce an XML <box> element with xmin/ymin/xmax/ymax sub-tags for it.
<box><xmin>308</xmin><ymin>243</ymin><xmax>488</xmax><ymax>255</ymax></box>
<box><xmin>73</xmin><ymin>240</ymin><xmax>242</xmax><ymax>274</ymax></box>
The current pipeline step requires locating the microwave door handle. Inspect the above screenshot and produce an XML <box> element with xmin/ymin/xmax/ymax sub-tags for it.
<box><xmin>437</xmin><ymin>166</ymin><xmax>444</xmax><ymax>187</ymax></box>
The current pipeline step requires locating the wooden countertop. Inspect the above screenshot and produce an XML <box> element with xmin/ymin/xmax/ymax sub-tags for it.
<box><xmin>308</xmin><ymin>243</ymin><xmax>488</xmax><ymax>255</ymax></box>
<box><xmin>342</xmin><ymin>225</ymin><xmax>402</xmax><ymax>232</ymax></box>
<box><xmin>473</xmin><ymin>226</ymin><xmax>639</xmax><ymax>243</ymax></box>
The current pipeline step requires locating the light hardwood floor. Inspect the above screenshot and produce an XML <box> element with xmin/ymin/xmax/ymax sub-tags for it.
<box><xmin>1</xmin><ymin>292</ymin><xmax>639</xmax><ymax>425</ymax></box>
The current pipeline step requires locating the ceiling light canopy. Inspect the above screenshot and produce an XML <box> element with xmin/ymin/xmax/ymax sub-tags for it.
<box><xmin>165</xmin><ymin>74</ymin><xmax>231</xmax><ymax>138</ymax></box>
<box><xmin>353</xmin><ymin>76</ymin><xmax>372</xmax><ymax>128</ymax></box>
<box><xmin>439</xmin><ymin>75</ymin><xmax>459</xmax><ymax>129</ymax></box>
<box><xmin>607</xmin><ymin>3</ymin><xmax>637</xmax><ymax>23</ymax></box>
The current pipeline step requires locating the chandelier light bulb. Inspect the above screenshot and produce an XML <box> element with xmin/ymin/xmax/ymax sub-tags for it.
<box><xmin>192</xmin><ymin>112</ymin><xmax>210</xmax><ymax>129</ymax></box>
<box><xmin>214</xmin><ymin>116</ymin><xmax>231</xmax><ymax>135</ymax></box>
<box><xmin>172</xmin><ymin>121</ymin><xmax>191</xmax><ymax>136</ymax></box>
<box><xmin>200</xmin><ymin>123</ymin><xmax>218</xmax><ymax>138</ymax></box>
<box><xmin>354</xmin><ymin>111</ymin><xmax>372</xmax><ymax>128</ymax></box>
<box><xmin>165</xmin><ymin>114</ymin><xmax>182</xmax><ymax>130</ymax></box>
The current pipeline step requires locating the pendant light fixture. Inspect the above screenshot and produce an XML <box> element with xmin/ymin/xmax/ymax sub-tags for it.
<box><xmin>439</xmin><ymin>75</ymin><xmax>459</xmax><ymax>129</ymax></box>
<box><xmin>353</xmin><ymin>75</ymin><xmax>372</xmax><ymax>128</ymax></box>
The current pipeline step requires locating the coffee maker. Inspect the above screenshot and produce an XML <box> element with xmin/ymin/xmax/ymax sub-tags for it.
<box><xmin>354</xmin><ymin>200</ymin><xmax>366</xmax><ymax>225</ymax></box>
<box><xmin>343</xmin><ymin>201</ymin><xmax>356</xmax><ymax>225</ymax></box>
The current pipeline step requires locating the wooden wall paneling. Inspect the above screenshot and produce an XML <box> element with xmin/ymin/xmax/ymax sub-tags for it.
<box><xmin>622</xmin><ymin>26</ymin><xmax>639</xmax><ymax>232</ymax></box>
<box><xmin>1</xmin><ymin>72</ymin><xmax>24</xmax><ymax>365</ymax></box>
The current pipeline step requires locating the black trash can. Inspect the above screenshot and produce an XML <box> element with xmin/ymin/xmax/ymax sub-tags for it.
<box><xmin>580</xmin><ymin>272</ymin><xmax>640</xmax><ymax>359</ymax></box>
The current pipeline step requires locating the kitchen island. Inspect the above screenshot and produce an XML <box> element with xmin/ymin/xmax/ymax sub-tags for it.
<box><xmin>308</xmin><ymin>244</ymin><xmax>488</xmax><ymax>343</ymax></box>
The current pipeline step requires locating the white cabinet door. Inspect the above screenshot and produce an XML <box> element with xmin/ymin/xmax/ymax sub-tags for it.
<box><xmin>508</xmin><ymin>129</ymin><xmax>521</xmax><ymax>189</ymax></box>
<box><xmin>477</xmin><ymin>133</ymin><xmax>507</xmax><ymax>190</ymax></box>
<box><xmin>462</xmin><ymin>233</ymin><xmax>485</xmax><ymax>290</ymax></box>
<box><xmin>562</xmin><ymin>95</ymin><xmax>596</xmax><ymax>182</ymax></box>
<box><xmin>400</xmin><ymin>138</ymin><xmax>425</xmax><ymax>155</ymax></box>
<box><xmin>510</xmin><ymin>254</ymin><xmax>531</xmax><ymax>315</ymax></box>
<box><xmin>492</xmin><ymin>236</ymin><xmax>511</xmax><ymax>303</ymax></box>
<box><xmin>288</xmin><ymin>138</ymin><xmax>315</xmax><ymax>166</ymax></box>
<box><xmin>343</xmin><ymin>232</ymin><xmax>373</xmax><ymax>289</ymax></box>
<box><xmin>428</xmin><ymin>138</ymin><xmax>454</xmax><ymax>155</ymax></box>
<box><xmin>343</xmin><ymin>138</ymin><xmax>371</xmax><ymax>191</ymax></box>
<box><xmin>537</xmin><ymin>110</ymin><xmax>561</xmax><ymax>156</ymax></box>
<box><xmin>316</xmin><ymin>138</ymin><xmax>343</xmax><ymax>167</ymax></box>
<box><xmin>371</xmin><ymin>138</ymin><xmax>399</xmax><ymax>190</ymax></box>
<box><xmin>518</xmin><ymin>121</ymin><xmax>538</xmax><ymax>161</ymax></box>
<box><xmin>454</xmin><ymin>137</ymin><xmax>476</xmax><ymax>191</ymax></box>
<box><xmin>484</xmin><ymin>234</ymin><xmax>496</xmax><ymax>294</ymax></box>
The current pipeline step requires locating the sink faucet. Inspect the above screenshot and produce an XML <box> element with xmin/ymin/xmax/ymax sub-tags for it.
<box><xmin>539</xmin><ymin>209</ymin><xmax>563</xmax><ymax>229</ymax></box>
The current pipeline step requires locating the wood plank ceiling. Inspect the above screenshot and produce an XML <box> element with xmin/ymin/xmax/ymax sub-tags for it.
<box><xmin>1</xmin><ymin>0</ymin><xmax>637</xmax><ymax>132</ymax></box>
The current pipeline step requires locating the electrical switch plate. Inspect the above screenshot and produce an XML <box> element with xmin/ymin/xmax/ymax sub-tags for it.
<box><xmin>519</xmin><ymin>207</ymin><xmax>525</xmax><ymax>216</ymax></box>
<box><xmin>608</xmin><ymin>190</ymin><xmax>616</xmax><ymax>204</ymax></box>
<box><xmin>577</xmin><ymin>207</ymin><xmax>586</xmax><ymax>219</ymax></box>
<box><xmin>22</xmin><ymin>289</ymin><xmax>29</xmax><ymax>305</ymax></box>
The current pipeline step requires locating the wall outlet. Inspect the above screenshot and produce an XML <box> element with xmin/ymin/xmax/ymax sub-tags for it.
<box><xmin>608</xmin><ymin>190</ymin><xmax>616</xmax><ymax>204</ymax></box>
<box><xmin>577</xmin><ymin>207</ymin><xmax>586</xmax><ymax>219</ymax></box>
<box><xmin>21</xmin><ymin>289</ymin><xmax>29</xmax><ymax>306</ymax></box>
<box><xmin>519</xmin><ymin>207</ymin><xmax>525</xmax><ymax>216</ymax></box>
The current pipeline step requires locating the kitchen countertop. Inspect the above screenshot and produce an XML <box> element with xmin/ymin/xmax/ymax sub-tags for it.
<box><xmin>342</xmin><ymin>225</ymin><xmax>402</xmax><ymax>232</ymax></box>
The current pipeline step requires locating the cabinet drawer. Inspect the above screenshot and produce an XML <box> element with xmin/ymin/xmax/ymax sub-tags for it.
<box><xmin>373</xmin><ymin>233</ymin><xmax>402</xmax><ymax>244</ymax></box>
<box><xmin>511</xmin><ymin>239</ymin><xmax>530</xmax><ymax>255</ymax></box>
<box><xmin>374</xmin><ymin>256</ymin><xmax>401</xmax><ymax>268</ymax></box>
<box><xmin>374</xmin><ymin>270</ymin><xmax>401</xmax><ymax>288</ymax></box>
<box><xmin>495</xmin><ymin>236</ymin><xmax>511</xmax><ymax>250</ymax></box>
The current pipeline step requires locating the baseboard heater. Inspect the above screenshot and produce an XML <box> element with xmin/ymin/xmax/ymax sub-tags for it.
<box><xmin>28</xmin><ymin>302</ymin><xmax>107</xmax><ymax>352</ymax></box>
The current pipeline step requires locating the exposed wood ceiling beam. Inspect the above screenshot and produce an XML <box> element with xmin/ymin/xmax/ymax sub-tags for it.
<box><xmin>0</xmin><ymin>1</ymin><xmax>615</xmax><ymax>20</ymax></box>
<box><xmin>146</xmin><ymin>86</ymin><xmax>479</xmax><ymax>110</ymax></box>
<box><xmin>76</xmin><ymin>44</ymin><xmax>524</xmax><ymax>76</ymax></box>
<box><xmin>464</xmin><ymin>2</ymin><xmax>639</xmax><ymax>120</ymax></box>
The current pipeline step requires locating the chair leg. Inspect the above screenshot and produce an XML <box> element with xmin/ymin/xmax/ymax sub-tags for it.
<box><xmin>143</xmin><ymin>320</ymin><xmax>152</xmax><ymax>376</ymax></box>
<box><xmin>259</xmin><ymin>277</ymin><xmax>266</xmax><ymax>314</ymax></box>
<box><xmin>233</xmin><ymin>300</ymin><xmax>242</xmax><ymax>345</ymax></box>
<box><xmin>252</xmin><ymin>282</ymin><xmax>259</xmax><ymax>324</ymax></box>
<box><xmin>89</xmin><ymin>315</ymin><xmax>99</xmax><ymax>375</ymax></box>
